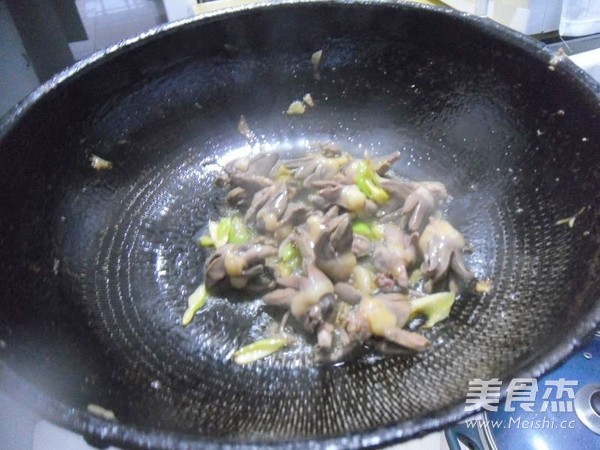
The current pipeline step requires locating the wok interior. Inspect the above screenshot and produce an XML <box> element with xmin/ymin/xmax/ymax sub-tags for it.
<box><xmin>0</xmin><ymin>2</ymin><xmax>599</xmax><ymax>444</ymax></box>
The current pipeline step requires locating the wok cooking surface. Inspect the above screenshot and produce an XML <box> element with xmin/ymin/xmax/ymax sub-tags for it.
<box><xmin>0</xmin><ymin>2</ymin><xmax>599</xmax><ymax>448</ymax></box>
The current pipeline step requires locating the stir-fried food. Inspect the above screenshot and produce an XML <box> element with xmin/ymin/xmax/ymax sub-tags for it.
<box><xmin>189</xmin><ymin>146</ymin><xmax>486</xmax><ymax>364</ymax></box>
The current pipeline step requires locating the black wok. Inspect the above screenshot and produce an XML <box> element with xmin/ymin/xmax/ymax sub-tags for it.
<box><xmin>0</xmin><ymin>1</ymin><xmax>599</xmax><ymax>448</ymax></box>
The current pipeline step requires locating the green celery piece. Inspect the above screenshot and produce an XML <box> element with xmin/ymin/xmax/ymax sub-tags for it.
<box><xmin>409</xmin><ymin>292</ymin><xmax>456</xmax><ymax>328</ymax></box>
<box><xmin>352</xmin><ymin>221</ymin><xmax>382</xmax><ymax>240</ymax></box>
<box><xmin>354</xmin><ymin>159</ymin><xmax>389</xmax><ymax>204</ymax></box>
<box><xmin>182</xmin><ymin>283</ymin><xmax>208</xmax><ymax>326</ymax></box>
<box><xmin>216</xmin><ymin>218</ymin><xmax>232</xmax><ymax>246</ymax></box>
<box><xmin>228</xmin><ymin>216</ymin><xmax>251</xmax><ymax>244</ymax></box>
<box><xmin>280</xmin><ymin>242</ymin><xmax>299</xmax><ymax>261</ymax></box>
<box><xmin>233</xmin><ymin>338</ymin><xmax>290</xmax><ymax>365</ymax></box>
<box><xmin>208</xmin><ymin>218</ymin><xmax>232</xmax><ymax>248</ymax></box>
<box><xmin>199</xmin><ymin>235</ymin><xmax>214</xmax><ymax>247</ymax></box>
<box><xmin>279</xmin><ymin>242</ymin><xmax>302</xmax><ymax>276</ymax></box>
<box><xmin>408</xmin><ymin>268</ymin><xmax>423</xmax><ymax>287</ymax></box>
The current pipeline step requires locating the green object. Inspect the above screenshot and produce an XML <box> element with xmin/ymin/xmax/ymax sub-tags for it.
<box><xmin>182</xmin><ymin>283</ymin><xmax>208</xmax><ymax>326</ymax></box>
<box><xmin>201</xmin><ymin>216</ymin><xmax>251</xmax><ymax>247</ymax></box>
<box><xmin>279</xmin><ymin>242</ymin><xmax>302</xmax><ymax>275</ymax></box>
<box><xmin>352</xmin><ymin>221</ymin><xmax>382</xmax><ymax>240</ymax></box>
<box><xmin>228</xmin><ymin>216</ymin><xmax>251</xmax><ymax>244</ymax></box>
<box><xmin>409</xmin><ymin>292</ymin><xmax>456</xmax><ymax>328</ymax></box>
<box><xmin>355</xmin><ymin>159</ymin><xmax>389</xmax><ymax>204</ymax></box>
<box><xmin>233</xmin><ymin>337</ymin><xmax>290</xmax><ymax>365</ymax></box>
<box><xmin>199</xmin><ymin>235</ymin><xmax>214</xmax><ymax>247</ymax></box>
<box><xmin>408</xmin><ymin>268</ymin><xmax>423</xmax><ymax>287</ymax></box>
<box><xmin>214</xmin><ymin>217</ymin><xmax>232</xmax><ymax>247</ymax></box>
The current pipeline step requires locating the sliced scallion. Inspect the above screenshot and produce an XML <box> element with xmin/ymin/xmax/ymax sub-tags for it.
<box><xmin>409</xmin><ymin>292</ymin><xmax>455</xmax><ymax>328</ymax></box>
<box><xmin>233</xmin><ymin>337</ymin><xmax>290</xmax><ymax>365</ymax></box>
<box><xmin>354</xmin><ymin>159</ymin><xmax>389</xmax><ymax>204</ymax></box>
<box><xmin>182</xmin><ymin>283</ymin><xmax>208</xmax><ymax>326</ymax></box>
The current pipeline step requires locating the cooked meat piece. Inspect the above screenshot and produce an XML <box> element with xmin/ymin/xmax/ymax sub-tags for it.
<box><xmin>263</xmin><ymin>265</ymin><xmax>334</xmax><ymax>318</ymax></box>
<box><xmin>226</xmin><ymin>186</ymin><xmax>249</xmax><ymax>206</ymax></box>
<box><xmin>375</xmin><ymin>273</ymin><xmax>398</xmax><ymax>293</ymax></box>
<box><xmin>205</xmin><ymin>243</ymin><xmax>277</xmax><ymax>291</ymax></box>
<box><xmin>265</xmin><ymin>268</ymin><xmax>337</xmax><ymax>348</ymax></box>
<box><xmin>244</xmin><ymin>183</ymin><xmax>288</xmax><ymax>233</ymax></box>
<box><xmin>372</xmin><ymin>224</ymin><xmax>419</xmax><ymax>290</ymax></box>
<box><xmin>314</xmin><ymin>213</ymin><xmax>357</xmax><ymax>282</ymax></box>
<box><xmin>283</xmin><ymin>152</ymin><xmax>349</xmax><ymax>188</ymax></box>
<box><xmin>324</xmin><ymin>205</ymin><xmax>341</xmax><ymax>219</ymax></box>
<box><xmin>280</xmin><ymin>202</ymin><xmax>309</xmax><ymax>226</ymax></box>
<box><xmin>262</xmin><ymin>287</ymin><xmax>297</xmax><ymax>306</ymax></box>
<box><xmin>382</xmin><ymin>327</ymin><xmax>429</xmax><ymax>351</ymax></box>
<box><xmin>317</xmin><ymin>142</ymin><xmax>342</xmax><ymax>157</ymax></box>
<box><xmin>283</xmin><ymin>214</ymin><xmax>323</xmax><ymax>264</ymax></box>
<box><xmin>372</xmin><ymin>151</ymin><xmax>401</xmax><ymax>175</ymax></box>
<box><xmin>334</xmin><ymin>282</ymin><xmax>362</xmax><ymax>305</ymax></box>
<box><xmin>377</xmin><ymin>178</ymin><xmax>413</xmax><ymax>218</ymax></box>
<box><xmin>229</xmin><ymin>172</ymin><xmax>273</xmax><ymax>194</ymax></box>
<box><xmin>345</xmin><ymin>294</ymin><xmax>429</xmax><ymax>351</ymax></box>
<box><xmin>245</xmin><ymin>152</ymin><xmax>279</xmax><ymax>177</ymax></box>
<box><xmin>419</xmin><ymin>217</ymin><xmax>474</xmax><ymax>284</ymax></box>
<box><xmin>229</xmin><ymin>152</ymin><xmax>279</xmax><ymax>178</ymax></box>
<box><xmin>351</xmin><ymin>234</ymin><xmax>372</xmax><ymax>258</ymax></box>
<box><xmin>275</xmin><ymin>275</ymin><xmax>303</xmax><ymax>289</ymax></box>
<box><xmin>303</xmin><ymin>293</ymin><xmax>336</xmax><ymax>333</ymax></box>
<box><xmin>355</xmin><ymin>199</ymin><xmax>379</xmax><ymax>219</ymax></box>
<box><xmin>403</xmin><ymin>182</ymin><xmax>448</xmax><ymax>231</ymax></box>
<box><xmin>221</xmin><ymin>153</ymin><xmax>280</xmax><ymax>206</ymax></box>
<box><xmin>317</xmin><ymin>323</ymin><xmax>335</xmax><ymax>349</ymax></box>
<box><xmin>237</xmin><ymin>115</ymin><xmax>257</xmax><ymax>144</ymax></box>
<box><xmin>385</xmin><ymin>224</ymin><xmax>419</xmax><ymax>266</ymax></box>
<box><xmin>312</xmin><ymin>182</ymin><xmax>367</xmax><ymax>213</ymax></box>
<box><xmin>273</xmin><ymin>202</ymin><xmax>310</xmax><ymax>241</ymax></box>
<box><xmin>289</xmin><ymin>265</ymin><xmax>334</xmax><ymax>317</ymax></box>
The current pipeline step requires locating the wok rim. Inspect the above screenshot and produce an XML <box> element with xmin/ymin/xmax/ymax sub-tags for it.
<box><xmin>0</xmin><ymin>1</ymin><xmax>599</xmax><ymax>448</ymax></box>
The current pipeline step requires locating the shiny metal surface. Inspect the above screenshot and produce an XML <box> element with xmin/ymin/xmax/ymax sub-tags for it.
<box><xmin>574</xmin><ymin>383</ymin><xmax>600</xmax><ymax>435</ymax></box>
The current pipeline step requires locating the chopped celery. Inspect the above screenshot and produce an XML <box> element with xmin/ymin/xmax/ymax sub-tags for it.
<box><xmin>233</xmin><ymin>337</ymin><xmax>290</xmax><ymax>365</ymax></box>
<box><xmin>276</xmin><ymin>164</ymin><xmax>294</xmax><ymax>182</ymax></box>
<box><xmin>280</xmin><ymin>242</ymin><xmax>298</xmax><ymax>261</ymax></box>
<box><xmin>201</xmin><ymin>216</ymin><xmax>250</xmax><ymax>247</ymax></box>
<box><xmin>229</xmin><ymin>216</ymin><xmax>251</xmax><ymax>244</ymax></box>
<box><xmin>279</xmin><ymin>242</ymin><xmax>302</xmax><ymax>276</ymax></box>
<box><xmin>199</xmin><ymin>235</ymin><xmax>214</xmax><ymax>247</ymax></box>
<box><xmin>408</xmin><ymin>268</ymin><xmax>423</xmax><ymax>287</ymax></box>
<box><xmin>354</xmin><ymin>159</ymin><xmax>389</xmax><ymax>204</ymax></box>
<box><xmin>182</xmin><ymin>283</ymin><xmax>208</xmax><ymax>326</ymax></box>
<box><xmin>352</xmin><ymin>221</ymin><xmax>382</xmax><ymax>241</ymax></box>
<box><xmin>205</xmin><ymin>218</ymin><xmax>232</xmax><ymax>248</ymax></box>
<box><xmin>215</xmin><ymin>218</ymin><xmax>232</xmax><ymax>246</ymax></box>
<box><xmin>87</xmin><ymin>404</ymin><xmax>116</xmax><ymax>420</ymax></box>
<box><xmin>409</xmin><ymin>292</ymin><xmax>456</xmax><ymax>328</ymax></box>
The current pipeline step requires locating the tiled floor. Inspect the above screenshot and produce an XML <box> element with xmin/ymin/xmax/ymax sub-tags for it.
<box><xmin>69</xmin><ymin>0</ymin><xmax>167</xmax><ymax>60</ymax></box>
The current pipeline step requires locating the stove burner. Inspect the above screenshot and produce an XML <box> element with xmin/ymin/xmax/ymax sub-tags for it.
<box><xmin>574</xmin><ymin>384</ymin><xmax>600</xmax><ymax>435</ymax></box>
